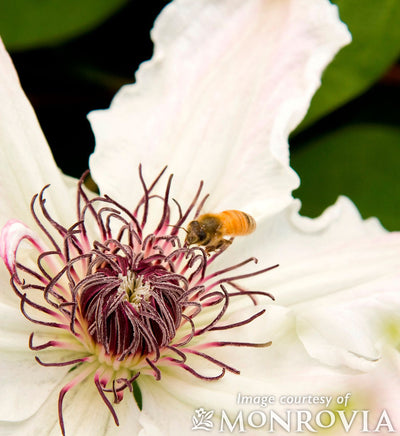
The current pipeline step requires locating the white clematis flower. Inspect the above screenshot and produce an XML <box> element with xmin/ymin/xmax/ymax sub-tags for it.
<box><xmin>1</xmin><ymin>0</ymin><xmax>400</xmax><ymax>435</ymax></box>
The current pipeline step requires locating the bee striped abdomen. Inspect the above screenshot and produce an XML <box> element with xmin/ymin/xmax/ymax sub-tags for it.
<box><xmin>218</xmin><ymin>210</ymin><xmax>256</xmax><ymax>236</ymax></box>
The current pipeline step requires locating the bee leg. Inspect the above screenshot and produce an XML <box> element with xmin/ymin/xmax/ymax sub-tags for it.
<box><xmin>205</xmin><ymin>238</ymin><xmax>233</xmax><ymax>254</ymax></box>
<box><xmin>219</xmin><ymin>238</ymin><xmax>233</xmax><ymax>250</ymax></box>
<box><xmin>205</xmin><ymin>245</ymin><xmax>218</xmax><ymax>255</ymax></box>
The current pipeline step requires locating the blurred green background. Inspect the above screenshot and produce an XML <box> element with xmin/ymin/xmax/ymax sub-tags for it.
<box><xmin>1</xmin><ymin>0</ymin><xmax>399</xmax><ymax>229</ymax></box>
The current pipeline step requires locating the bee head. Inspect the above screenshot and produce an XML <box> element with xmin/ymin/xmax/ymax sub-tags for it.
<box><xmin>185</xmin><ymin>221</ymin><xmax>207</xmax><ymax>245</ymax></box>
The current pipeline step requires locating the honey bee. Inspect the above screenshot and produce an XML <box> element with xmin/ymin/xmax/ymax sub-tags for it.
<box><xmin>185</xmin><ymin>210</ymin><xmax>256</xmax><ymax>253</ymax></box>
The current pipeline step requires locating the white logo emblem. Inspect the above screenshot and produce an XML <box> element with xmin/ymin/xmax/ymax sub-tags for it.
<box><xmin>192</xmin><ymin>408</ymin><xmax>214</xmax><ymax>431</ymax></box>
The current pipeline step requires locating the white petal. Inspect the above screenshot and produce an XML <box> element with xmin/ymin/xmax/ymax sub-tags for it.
<box><xmin>0</xmin><ymin>261</ymin><xmax>24</xmax><ymax>308</ymax></box>
<box><xmin>89</xmin><ymin>0</ymin><xmax>350</xmax><ymax>218</ymax></box>
<box><xmin>138</xmin><ymin>372</ymin><xmax>270</xmax><ymax>436</ymax></box>
<box><xmin>0</xmin><ymin>219</ymin><xmax>46</xmax><ymax>275</ymax></box>
<box><xmin>0</xmin><ymin>375</ymin><xmax>142</xmax><ymax>435</ymax></box>
<box><xmin>0</xmin><ymin>39</ymin><xmax>75</xmax><ymax>227</ymax></box>
<box><xmin>138</xmin><ymin>352</ymin><xmax>356</xmax><ymax>435</ymax></box>
<box><xmin>59</xmin><ymin>376</ymin><xmax>142</xmax><ymax>436</ymax></box>
<box><xmin>0</xmin><ymin>350</ymin><xmax>67</xmax><ymax>422</ymax></box>
<box><xmin>61</xmin><ymin>173</ymin><xmax>80</xmax><ymax>195</ymax></box>
<box><xmin>347</xmin><ymin>347</ymin><xmax>400</xmax><ymax>432</ymax></box>
<box><xmin>0</xmin><ymin>298</ymin><xmax>87</xmax><ymax>422</ymax></box>
<box><xmin>0</xmin><ymin>298</ymin><xmax>38</xmax><ymax>350</ymax></box>
<box><xmin>222</xmin><ymin>197</ymin><xmax>400</xmax><ymax>369</ymax></box>
<box><xmin>296</xmin><ymin>280</ymin><xmax>400</xmax><ymax>369</ymax></box>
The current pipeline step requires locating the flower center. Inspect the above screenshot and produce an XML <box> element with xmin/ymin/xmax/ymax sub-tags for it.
<box><xmin>120</xmin><ymin>272</ymin><xmax>151</xmax><ymax>307</ymax></box>
<box><xmin>1</xmin><ymin>166</ymin><xmax>277</xmax><ymax>436</ymax></box>
<box><xmin>78</xmin><ymin>246</ymin><xmax>188</xmax><ymax>359</ymax></box>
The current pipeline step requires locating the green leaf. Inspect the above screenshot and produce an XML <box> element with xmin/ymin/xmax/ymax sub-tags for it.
<box><xmin>298</xmin><ymin>0</ymin><xmax>400</xmax><ymax>131</ymax></box>
<box><xmin>291</xmin><ymin>124</ymin><xmax>400</xmax><ymax>231</ymax></box>
<box><xmin>132</xmin><ymin>379</ymin><xmax>143</xmax><ymax>410</ymax></box>
<box><xmin>0</xmin><ymin>0</ymin><xmax>129</xmax><ymax>51</ymax></box>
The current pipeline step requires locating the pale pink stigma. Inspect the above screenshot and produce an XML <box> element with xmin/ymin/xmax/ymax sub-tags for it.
<box><xmin>1</xmin><ymin>166</ymin><xmax>277</xmax><ymax>435</ymax></box>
